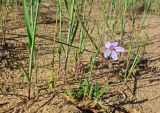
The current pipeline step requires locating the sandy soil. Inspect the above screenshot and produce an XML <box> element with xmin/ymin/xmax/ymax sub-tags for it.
<box><xmin>0</xmin><ymin>1</ymin><xmax>160</xmax><ymax>113</ymax></box>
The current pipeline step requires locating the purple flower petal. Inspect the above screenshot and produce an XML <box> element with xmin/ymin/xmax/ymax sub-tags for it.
<box><xmin>104</xmin><ymin>50</ymin><xmax>111</xmax><ymax>58</ymax></box>
<box><xmin>105</xmin><ymin>42</ymin><xmax>112</xmax><ymax>48</ymax></box>
<box><xmin>115</xmin><ymin>46</ymin><xmax>124</xmax><ymax>52</ymax></box>
<box><xmin>111</xmin><ymin>42</ymin><xmax>118</xmax><ymax>47</ymax></box>
<box><xmin>111</xmin><ymin>50</ymin><xmax>118</xmax><ymax>60</ymax></box>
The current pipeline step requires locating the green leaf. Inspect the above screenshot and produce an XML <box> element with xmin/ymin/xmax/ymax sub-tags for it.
<box><xmin>22</xmin><ymin>0</ymin><xmax>33</xmax><ymax>48</ymax></box>
<box><xmin>64</xmin><ymin>88</ymin><xmax>73</xmax><ymax>97</ymax></box>
<box><xmin>97</xmin><ymin>82</ymin><xmax>108</xmax><ymax>100</ymax></box>
<box><xmin>82</xmin><ymin>79</ymin><xmax>89</xmax><ymax>97</ymax></box>
<box><xmin>89</xmin><ymin>83</ymin><xmax>94</xmax><ymax>100</ymax></box>
<box><xmin>71</xmin><ymin>20</ymin><xmax>79</xmax><ymax>44</ymax></box>
<box><xmin>63</xmin><ymin>0</ymin><xmax>68</xmax><ymax>11</ymax></box>
<box><xmin>33</xmin><ymin>0</ymin><xmax>40</xmax><ymax>35</ymax></box>
<box><xmin>93</xmin><ymin>81</ymin><xmax>99</xmax><ymax>99</ymax></box>
<box><xmin>76</xmin><ymin>79</ymin><xmax>88</xmax><ymax>98</ymax></box>
<box><xmin>11</xmin><ymin>58</ymin><xmax>30</xmax><ymax>82</ymax></box>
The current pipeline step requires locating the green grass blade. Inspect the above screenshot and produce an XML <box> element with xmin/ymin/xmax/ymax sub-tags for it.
<box><xmin>97</xmin><ymin>82</ymin><xmax>108</xmax><ymax>100</ymax></box>
<box><xmin>12</xmin><ymin>58</ymin><xmax>30</xmax><ymax>82</ymax></box>
<box><xmin>93</xmin><ymin>81</ymin><xmax>99</xmax><ymax>100</ymax></box>
<box><xmin>63</xmin><ymin>0</ymin><xmax>68</xmax><ymax>11</ymax></box>
<box><xmin>22</xmin><ymin>0</ymin><xmax>33</xmax><ymax>47</ymax></box>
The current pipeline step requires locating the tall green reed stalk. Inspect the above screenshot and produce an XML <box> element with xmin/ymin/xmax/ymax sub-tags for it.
<box><xmin>64</xmin><ymin>0</ymin><xmax>79</xmax><ymax>75</ymax></box>
<box><xmin>22</xmin><ymin>0</ymin><xmax>40</xmax><ymax>99</ymax></box>
<box><xmin>140</xmin><ymin>0</ymin><xmax>151</xmax><ymax>28</ymax></box>
<box><xmin>74</xmin><ymin>0</ymin><xmax>93</xmax><ymax>75</ymax></box>
<box><xmin>57</xmin><ymin>0</ymin><xmax>64</xmax><ymax>78</ymax></box>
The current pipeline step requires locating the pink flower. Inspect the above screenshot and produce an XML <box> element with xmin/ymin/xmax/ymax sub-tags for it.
<box><xmin>104</xmin><ymin>41</ymin><xmax>124</xmax><ymax>61</ymax></box>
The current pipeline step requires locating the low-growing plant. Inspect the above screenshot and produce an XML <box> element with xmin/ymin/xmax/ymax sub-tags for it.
<box><xmin>120</xmin><ymin>36</ymin><xmax>147</xmax><ymax>84</ymax></box>
<box><xmin>64</xmin><ymin>79</ymin><xmax>108</xmax><ymax>111</ymax></box>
